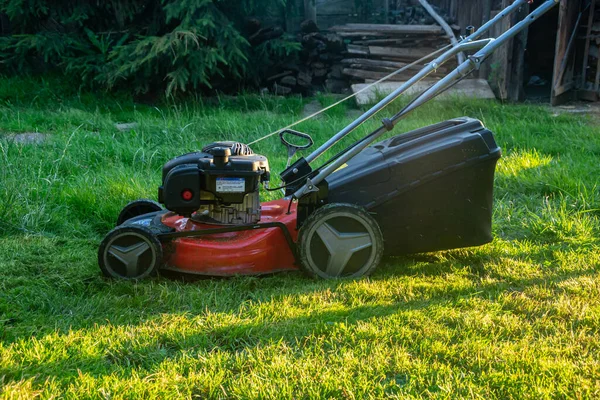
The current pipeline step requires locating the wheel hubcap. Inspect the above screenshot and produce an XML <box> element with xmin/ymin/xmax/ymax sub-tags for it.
<box><xmin>315</xmin><ymin>222</ymin><xmax>373</xmax><ymax>277</ymax></box>
<box><xmin>308</xmin><ymin>213</ymin><xmax>376</xmax><ymax>278</ymax></box>
<box><xmin>103</xmin><ymin>232</ymin><xmax>156</xmax><ymax>278</ymax></box>
<box><xmin>108</xmin><ymin>242</ymin><xmax>150</xmax><ymax>277</ymax></box>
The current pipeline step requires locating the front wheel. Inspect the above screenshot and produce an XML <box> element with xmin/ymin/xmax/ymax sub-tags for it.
<box><xmin>98</xmin><ymin>225</ymin><xmax>163</xmax><ymax>280</ymax></box>
<box><xmin>297</xmin><ymin>203</ymin><xmax>384</xmax><ymax>279</ymax></box>
<box><xmin>116</xmin><ymin>199</ymin><xmax>163</xmax><ymax>226</ymax></box>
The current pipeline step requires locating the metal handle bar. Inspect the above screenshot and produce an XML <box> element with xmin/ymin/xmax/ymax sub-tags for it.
<box><xmin>304</xmin><ymin>0</ymin><xmax>531</xmax><ymax>165</ymax></box>
<box><xmin>294</xmin><ymin>0</ymin><xmax>560</xmax><ymax>199</ymax></box>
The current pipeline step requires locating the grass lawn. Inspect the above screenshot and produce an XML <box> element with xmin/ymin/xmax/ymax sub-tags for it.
<box><xmin>1</xmin><ymin>76</ymin><xmax>599</xmax><ymax>399</ymax></box>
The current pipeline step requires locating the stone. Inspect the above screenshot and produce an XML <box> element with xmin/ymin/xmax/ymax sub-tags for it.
<box><xmin>115</xmin><ymin>122</ymin><xmax>139</xmax><ymax>131</ymax></box>
<box><xmin>9</xmin><ymin>132</ymin><xmax>49</xmax><ymax>145</ymax></box>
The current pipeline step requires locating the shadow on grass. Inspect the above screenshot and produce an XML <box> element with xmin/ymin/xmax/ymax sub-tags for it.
<box><xmin>1</xmin><ymin>250</ymin><xmax>598</xmax><ymax>385</ymax></box>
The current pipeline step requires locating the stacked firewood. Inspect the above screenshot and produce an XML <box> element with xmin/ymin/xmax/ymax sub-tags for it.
<box><xmin>261</xmin><ymin>1</ymin><xmax>460</xmax><ymax>95</ymax></box>
<box><xmin>266</xmin><ymin>20</ymin><xmax>348</xmax><ymax>95</ymax></box>
<box><xmin>329</xmin><ymin>23</ymin><xmax>457</xmax><ymax>84</ymax></box>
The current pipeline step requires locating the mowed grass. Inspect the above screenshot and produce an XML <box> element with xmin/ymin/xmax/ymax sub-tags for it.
<box><xmin>1</xmin><ymin>75</ymin><xmax>599</xmax><ymax>399</ymax></box>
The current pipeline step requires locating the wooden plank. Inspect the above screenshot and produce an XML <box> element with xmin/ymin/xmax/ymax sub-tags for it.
<box><xmin>578</xmin><ymin>89</ymin><xmax>599</xmax><ymax>101</ymax></box>
<box><xmin>336</xmin><ymin>32</ymin><xmax>387</xmax><ymax>38</ymax></box>
<box><xmin>507</xmin><ymin>3</ymin><xmax>529</xmax><ymax>102</ymax></box>
<box><xmin>552</xmin><ymin>0</ymin><xmax>580</xmax><ymax>105</ymax></box>
<box><xmin>330</xmin><ymin>24</ymin><xmax>444</xmax><ymax>35</ymax></box>
<box><xmin>554</xmin><ymin>8</ymin><xmax>584</xmax><ymax>91</ymax></box>
<box><xmin>346</xmin><ymin>44</ymin><xmax>370</xmax><ymax>55</ymax></box>
<box><xmin>353</xmin><ymin>38</ymin><xmax>405</xmax><ymax>46</ymax></box>
<box><xmin>595</xmin><ymin>46</ymin><xmax>600</xmax><ymax>92</ymax></box>
<box><xmin>341</xmin><ymin>58</ymin><xmax>449</xmax><ymax>72</ymax></box>
<box><xmin>457</xmin><ymin>0</ymin><xmax>484</xmax><ymax>37</ymax></box>
<box><xmin>354</xmin><ymin>37</ymin><xmax>449</xmax><ymax>46</ymax></box>
<box><xmin>580</xmin><ymin>0</ymin><xmax>596</xmax><ymax>88</ymax></box>
<box><xmin>369</xmin><ymin>46</ymin><xmax>437</xmax><ymax>59</ymax></box>
<box><xmin>486</xmin><ymin>6</ymin><xmax>511</xmax><ymax>100</ymax></box>
<box><xmin>342</xmin><ymin>58</ymin><xmax>409</xmax><ymax>68</ymax></box>
<box><xmin>554</xmin><ymin>80</ymin><xmax>576</xmax><ymax>97</ymax></box>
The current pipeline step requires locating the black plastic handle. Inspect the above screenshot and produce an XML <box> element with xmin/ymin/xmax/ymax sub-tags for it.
<box><xmin>279</xmin><ymin>129</ymin><xmax>314</xmax><ymax>150</ymax></box>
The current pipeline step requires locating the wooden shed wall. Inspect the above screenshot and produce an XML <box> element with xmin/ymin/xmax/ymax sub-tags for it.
<box><xmin>312</xmin><ymin>0</ymin><xmax>496</xmax><ymax>32</ymax></box>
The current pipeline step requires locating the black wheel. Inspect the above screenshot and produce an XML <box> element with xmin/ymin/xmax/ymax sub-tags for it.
<box><xmin>298</xmin><ymin>203</ymin><xmax>384</xmax><ymax>279</ymax></box>
<box><xmin>98</xmin><ymin>226</ymin><xmax>163</xmax><ymax>280</ymax></box>
<box><xmin>117</xmin><ymin>199</ymin><xmax>163</xmax><ymax>226</ymax></box>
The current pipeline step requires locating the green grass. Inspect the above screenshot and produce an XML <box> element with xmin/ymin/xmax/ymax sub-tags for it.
<box><xmin>1</xmin><ymin>75</ymin><xmax>599</xmax><ymax>399</ymax></box>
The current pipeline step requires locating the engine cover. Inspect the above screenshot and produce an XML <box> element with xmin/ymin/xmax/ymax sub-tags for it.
<box><xmin>159</xmin><ymin>142</ymin><xmax>269</xmax><ymax>223</ymax></box>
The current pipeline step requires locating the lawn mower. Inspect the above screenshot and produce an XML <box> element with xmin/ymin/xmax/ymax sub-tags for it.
<box><xmin>98</xmin><ymin>0</ymin><xmax>560</xmax><ymax>280</ymax></box>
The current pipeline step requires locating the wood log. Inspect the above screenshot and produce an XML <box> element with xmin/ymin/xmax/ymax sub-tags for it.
<box><xmin>330</xmin><ymin>24</ymin><xmax>444</xmax><ymax>35</ymax></box>
<box><xmin>267</xmin><ymin>71</ymin><xmax>293</xmax><ymax>82</ymax></box>
<box><xmin>346</xmin><ymin>44</ymin><xmax>370</xmax><ymax>55</ymax></box>
<box><xmin>297</xmin><ymin>71</ymin><xmax>313</xmax><ymax>87</ymax></box>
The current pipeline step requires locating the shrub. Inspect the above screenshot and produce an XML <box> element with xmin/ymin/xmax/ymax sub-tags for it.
<box><xmin>0</xmin><ymin>0</ymin><xmax>300</xmax><ymax>95</ymax></box>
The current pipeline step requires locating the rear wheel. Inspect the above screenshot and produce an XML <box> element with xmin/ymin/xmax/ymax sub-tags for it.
<box><xmin>98</xmin><ymin>226</ymin><xmax>163</xmax><ymax>280</ymax></box>
<box><xmin>298</xmin><ymin>203</ymin><xmax>384</xmax><ymax>279</ymax></box>
<box><xmin>117</xmin><ymin>199</ymin><xmax>163</xmax><ymax>226</ymax></box>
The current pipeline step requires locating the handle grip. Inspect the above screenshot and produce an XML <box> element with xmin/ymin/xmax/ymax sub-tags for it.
<box><xmin>279</xmin><ymin>129</ymin><xmax>314</xmax><ymax>150</ymax></box>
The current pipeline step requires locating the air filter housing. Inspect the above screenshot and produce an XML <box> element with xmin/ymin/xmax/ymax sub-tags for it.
<box><xmin>158</xmin><ymin>142</ymin><xmax>270</xmax><ymax>223</ymax></box>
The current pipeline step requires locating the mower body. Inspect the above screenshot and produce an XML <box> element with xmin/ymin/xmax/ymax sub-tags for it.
<box><xmin>159</xmin><ymin>200</ymin><xmax>298</xmax><ymax>276</ymax></box>
<box><xmin>328</xmin><ymin>117</ymin><xmax>501</xmax><ymax>255</ymax></box>
<box><xmin>133</xmin><ymin>117</ymin><xmax>500</xmax><ymax>276</ymax></box>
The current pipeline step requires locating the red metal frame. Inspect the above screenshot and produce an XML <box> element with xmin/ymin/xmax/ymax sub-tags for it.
<box><xmin>160</xmin><ymin>199</ymin><xmax>299</xmax><ymax>276</ymax></box>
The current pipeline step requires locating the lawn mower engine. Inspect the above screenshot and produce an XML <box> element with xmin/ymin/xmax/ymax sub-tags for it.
<box><xmin>158</xmin><ymin>142</ymin><xmax>270</xmax><ymax>224</ymax></box>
